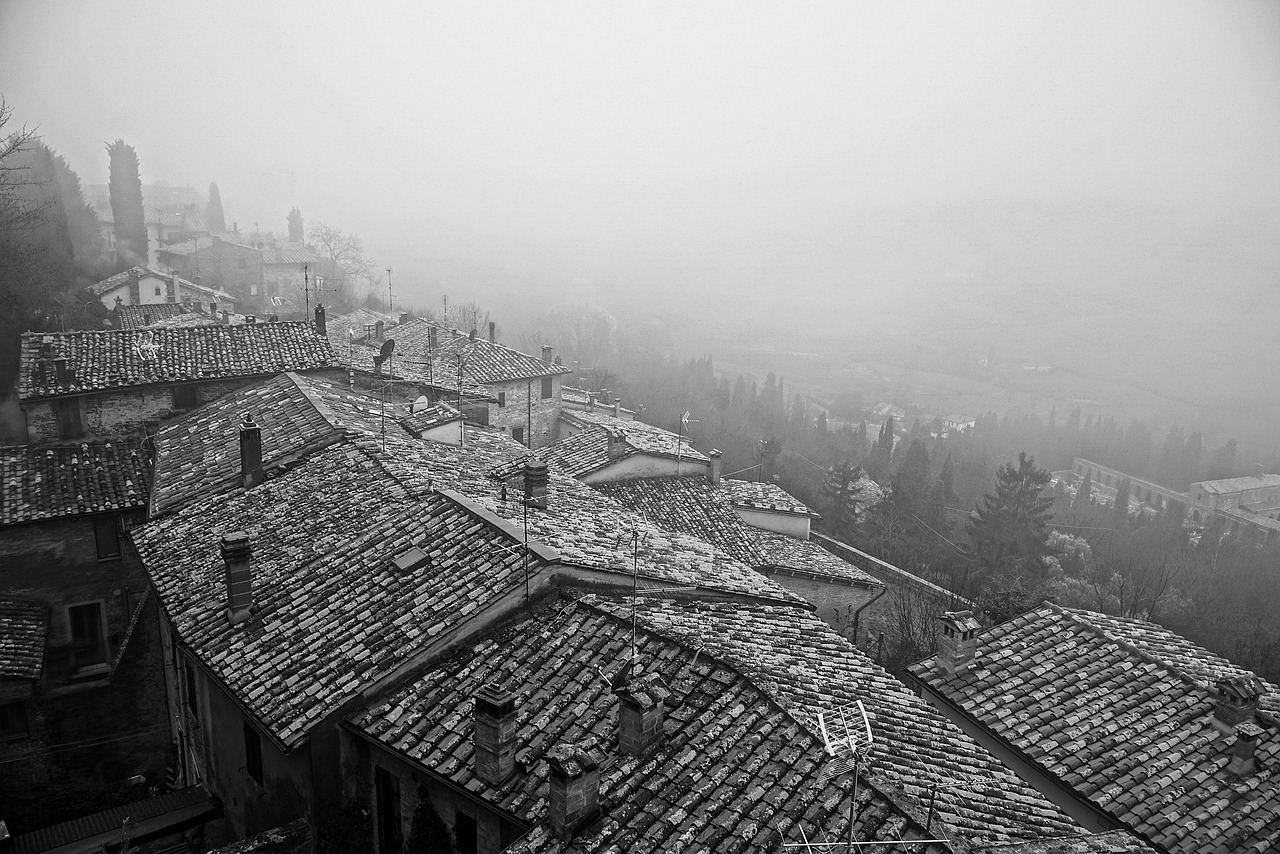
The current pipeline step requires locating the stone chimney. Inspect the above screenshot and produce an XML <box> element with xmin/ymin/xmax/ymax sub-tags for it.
<box><xmin>170</xmin><ymin>270</ymin><xmax>181</xmax><ymax>302</ymax></box>
<box><xmin>1227</xmin><ymin>722</ymin><xmax>1263</xmax><ymax>776</ymax></box>
<box><xmin>709</xmin><ymin>449</ymin><xmax>723</xmax><ymax>487</ymax></box>
<box><xmin>209</xmin><ymin>301</ymin><xmax>218</xmax><ymax>315</ymax></box>
<box><xmin>239</xmin><ymin>414</ymin><xmax>264</xmax><ymax>489</ymax></box>
<box><xmin>1212</xmin><ymin>675</ymin><xmax>1263</xmax><ymax>733</ymax></box>
<box><xmin>615</xmin><ymin>672</ymin><xmax>671</xmax><ymax>757</ymax></box>
<box><xmin>523</xmin><ymin>460</ymin><xmax>549</xmax><ymax>510</ymax></box>
<box><xmin>473</xmin><ymin>682</ymin><xmax>518</xmax><ymax>785</ymax></box>
<box><xmin>220</xmin><ymin>531</ymin><xmax>253</xmax><ymax>626</ymax></box>
<box><xmin>935</xmin><ymin>610</ymin><xmax>982</xmax><ymax>674</ymax></box>
<box><xmin>546</xmin><ymin>743</ymin><xmax>604</xmax><ymax>838</ymax></box>
<box><xmin>314</xmin><ymin>304</ymin><xmax>326</xmax><ymax>336</ymax></box>
<box><xmin>541</xmin><ymin>344</ymin><xmax>553</xmax><ymax>364</ymax></box>
<box><xmin>399</xmin><ymin>311</ymin><xmax>410</xmax><ymax>325</ymax></box>
<box><xmin>375</xmin><ymin>320</ymin><xmax>384</xmax><ymax>341</ymax></box>
<box><xmin>428</xmin><ymin>325</ymin><xmax>438</xmax><ymax>349</ymax></box>
<box><xmin>612</xmin><ymin>399</ymin><xmax>622</xmax><ymax>418</ymax></box>
<box><xmin>606</xmin><ymin>429</ymin><xmax>628</xmax><ymax>460</ymax></box>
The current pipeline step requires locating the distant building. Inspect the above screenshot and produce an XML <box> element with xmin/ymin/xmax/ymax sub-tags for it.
<box><xmin>157</xmin><ymin>236</ymin><xmax>268</xmax><ymax>308</ymax></box>
<box><xmin>944</xmin><ymin>413</ymin><xmax>975</xmax><ymax>434</ymax></box>
<box><xmin>87</xmin><ymin>265</ymin><xmax>237</xmax><ymax>314</ymax></box>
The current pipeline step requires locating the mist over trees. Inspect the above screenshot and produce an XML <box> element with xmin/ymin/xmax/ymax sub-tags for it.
<box><xmin>206</xmin><ymin>180</ymin><xmax>226</xmax><ymax>232</ymax></box>
<box><xmin>106</xmin><ymin>138</ymin><xmax>146</xmax><ymax>267</ymax></box>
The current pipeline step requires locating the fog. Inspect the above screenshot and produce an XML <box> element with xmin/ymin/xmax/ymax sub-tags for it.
<box><xmin>3</xmin><ymin>1</ymin><xmax>1279</xmax><ymax>442</ymax></box>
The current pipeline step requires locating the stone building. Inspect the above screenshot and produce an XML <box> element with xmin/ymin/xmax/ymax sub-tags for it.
<box><xmin>157</xmin><ymin>237</ymin><xmax>268</xmax><ymax>309</ymax></box>
<box><xmin>88</xmin><ymin>265</ymin><xmax>237</xmax><ymax>314</ymax></box>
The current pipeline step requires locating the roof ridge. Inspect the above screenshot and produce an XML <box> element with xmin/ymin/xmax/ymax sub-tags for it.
<box><xmin>287</xmin><ymin>372</ymin><xmax>345</xmax><ymax>435</ymax></box>
<box><xmin>1049</xmin><ymin>604</ymin><xmax>1208</xmax><ymax>693</ymax></box>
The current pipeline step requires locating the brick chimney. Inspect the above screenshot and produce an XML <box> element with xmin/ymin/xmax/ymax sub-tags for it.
<box><xmin>239</xmin><ymin>414</ymin><xmax>264</xmax><ymax>489</ymax></box>
<box><xmin>615</xmin><ymin>672</ymin><xmax>671</xmax><ymax>757</ymax></box>
<box><xmin>709</xmin><ymin>449</ymin><xmax>723</xmax><ymax>487</ymax></box>
<box><xmin>488</xmin><ymin>321</ymin><xmax>496</xmax><ymax>343</ymax></box>
<box><xmin>1212</xmin><ymin>675</ymin><xmax>1263</xmax><ymax>733</ymax></box>
<box><xmin>220</xmin><ymin>531</ymin><xmax>253</xmax><ymax>626</ymax></box>
<box><xmin>547</xmin><ymin>743</ymin><xmax>604</xmax><ymax>838</ymax></box>
<box><xmin>170</xmin><ymin>270</ymin><xmax>181</xmax><ymax>302</ymax></box>
<box><xmin>1226</xmin><ymin>722</ymin><xmax>1263</xmax><ymax>776</ymax></box>
<box><xmin>523</xmin><ymin>460</ymin><xmax>548</xmax><ymax>510</ymax></box>
<box><xmin>375</xmin><ymin>320</ymin><xmax>384</xmax><ymax>341</ymax></box>
<box><xmin>473</xmin><ymin>682</ymin><xmax>518</xmax><ymax>785</ymax></box>
<box><xmin>936</xmin><ymin>611</ymin><xmax>982</xmax><ymax>674</ymax></box>
<box><xmin>314</xmin><ymin>304</ymin><xmax>326</xmax><ymax>336</ymax></box>
<box><xmin>541</xmin><ymin>344</ymin><xmax>552</xmax><ymax>364</ymax></box>
<box><xmin>606</xmin><ymin>429</ymin><xmax>628</xmax><ymax>460</ymax></box>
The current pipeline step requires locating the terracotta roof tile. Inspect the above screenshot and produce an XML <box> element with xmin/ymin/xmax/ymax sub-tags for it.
<box><xmin>540</xmin><ymin>415</ymin><xmax>708</xmax><ymax>479</ymax></box>
<box><xmin>399</xmin><ymin>402</ymin><xmax>461</xmax><ymax>436</ymax></box>
<box><xmin>909</xmin><ymin>604</ymin><xmax>1280</xmax><ymax>854</ymax></box>
<box><xmin>0</xmin><ymin>597</ymin><xmax>48</xmax><ymax>680</ymax></box>
<box><xmin>379</xmin><ymin>319</ymin><xmax>570</xmax><ymax>384</ymax></box>
<box><xmin>115</xmin><ymin>303</ymin><xmax>190</xmax><ymax>329</ymax></box>
<box><xmin>0</xmin><ymin>440</ymin><xmax>150</xmax><ymax>525</ymax></box>
<box><xmin>750</xmin><ymin>529</ymin><xmax>882</xmax><ymax>587</ymax></box>
<box><xmin>974</xmin><ymin>829</ymin><xmax>1158</xmax><ymax>853</ymax></box>
<box><xmin>722</xmin><ymin>479</ymin><xmax>820</xmax><ymax>518</ymax></box>
<box><xmin>18</xmin><ymin>322</ymin><xmax>337</xmax><ymax>400</ymax></box>
<box><xmin>352</xmin><ymin>594</ymin><xmax>1078</xmax><ymax>852</ymax></box>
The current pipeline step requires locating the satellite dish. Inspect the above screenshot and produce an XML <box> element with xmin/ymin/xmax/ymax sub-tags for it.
<box><xmin>411</xmin><ymin>395</ymin><xmax>430</xmax><ymax>413</ymax></box>
<box><xmin>379</xmin><ymin>339</ymin><xmax>396</xmax><ymax>360</ymax></box>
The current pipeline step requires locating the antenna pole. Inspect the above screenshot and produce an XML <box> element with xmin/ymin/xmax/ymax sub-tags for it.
<box><xmin>303</xmin><ymin>265</ymin><xmax>310</xmax><ymax>320</ymax></box>
<box><xmin>630</xmin><ymin>529</ymin><xmax>639</xmax><ymax>680</ymax></box>
<box><xmin>523</xmin><ymin>492</ymin><xmax>531</xmax><ymax>610</ymax></box>
<box><xmin>386</xmin><ymin>267</ymin><xmax>393</xmax><ymax>313</ymax></box>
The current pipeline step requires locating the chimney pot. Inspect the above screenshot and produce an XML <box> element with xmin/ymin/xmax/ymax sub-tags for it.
<box><xmin>541</xmin><ymin>345</ymin><xmax>552</xmax><ymax>364</ymax></box>
<box><xmin>375</xmin><ymin>320</ymin><xmax>384</xmax><ymax>341</ymax></box>
<box><xmin>399</xmin><ymin>311</ymin><xmax>410</xmax><ymax>325</ymax></box>
<box><xmin>547</xmin><ymin>743</ymin><xmax>603</xmax><ymax>838</ymax></box>
<box><xmin>220</xmin><ymin>531</ymin><xmax>253</xmax><ymax>625</ymax></box>
<box><xmin>239</xmin><ymin>414</ymin><xmax>264</xmax><ymax>489</ymax></box>
<box><xmin>315</xmin><ymin>304</ymin><xmax>327</xmax><ymax>336</ymax></box>
<box><xmin>1212</xmin><ymin>675</ymin><xmax>1263</xmax><ymax>733</ymax></box>
<box><xmin>613</xmin><ymin>398</ymin><xmax>622</xmax><ymax>418</ymax></box>
<box><xmin>1227</xmin><ymin>721</ymin><xmax>1264</xmax><ymax>776</ymax></box>
<box><xmin>221</xmin><ymin>309</ymin><xmax>231</xmax><ymax>325</ymax></box>
<box><xmin>523</xmin><ymin>460</ymin><xmax>549</xmax><ymax>510</ymax></box>
<box><xmin>488</xmin><ymin>321</ymin><xmax>496</xmax><ymax>343</ymax></box>
<box><xmin>615</xmin><ymin>671</ymin><xmax>671</xmax><ymax>757</ymax></box>
<box><xmin>473</xmin><ymin>682</ymin><xmax>518</xmax><ymax>785</ymax></box>
<box><xmin>587</xmin><ymin>393</ymin><xmax>595</xmax><ymax>411</ymax></box>
<box><xmin>709</xmin><ymin>449</ymin><xmax>723</xmax><ymax>487</ymax></box>
<box><xmin>428</xmin><ymin>326</ymin><xmax>438</xmax><ymax>349</ymax></box>
<box><xmin>935</xmin><ymin>610</ymin><xmax>981</xmax><ymax>674</ymax></box>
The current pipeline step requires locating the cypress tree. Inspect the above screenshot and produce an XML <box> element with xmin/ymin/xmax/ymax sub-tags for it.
<box><xmin>1112</xmin><ymin>478</ymin><xmax>1132</xmax><ymax>525</ymax></box>
<box><xmin>966</xmin><ymin>452</ymin><xmax>1054</xmax><ymax>584</ymax></box>
<box><xmin>206</xmin><ymin>181</ymin><xmax>226</xmax><ymax>232</ymax></box>
<box><xmin>823</xmin><ymin>458</ymin><xmax>862</xmax><ymax>541</ymax></box>
<box><xmin>107</xmin><ymin>139</ymin><xmax>147</xmax><ymax>267</ymax></box>
<box><xmin>1072</xmin><ymin>469</ymin><xmax>1093</xmax><ymax>510</ymax></box>
<box><xmin>287</xmin><ymin>206</ymin><xmax>303</xmax><ymax>242</ymax></box>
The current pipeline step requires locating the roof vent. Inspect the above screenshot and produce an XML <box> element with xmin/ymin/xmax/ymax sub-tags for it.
<box><xmin>523</xmin><ymin>460</ymin><xmax>548</xmax><ymax>510</ymax></box>
<box><xmin>936</xmin><ymin>610</ymin><xmax>982</xmax><ymax>674</ymax></box>
<box><xmin>1212</xmin><ymin>674</ymin><xmax>1263</xmax><ymax>733</ymax></box>
<box><xmin>606</xmin><ymin>428</ymin><xmax>628</xmax><ymax>460</ymax></box>
<box><xmin>239</xmin><ymin>414</ymin><xmax>264</xmax><ymax>489</ymax></box>
<box><xmin>392</xmin><ymin>546</ymin><xmax>430</xmax><ymax>574</ymax></box>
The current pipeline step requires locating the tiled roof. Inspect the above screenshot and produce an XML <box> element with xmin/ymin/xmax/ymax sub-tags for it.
<box><xmin>115</xmin><ymin>303</ymin><xmax>189</xmax><ymax>329</ymax></box>
<box><xmin>155</xmin><ymin>237</ymin><xmax>214</xmax><ymax>257</ymax></box>
<box><xmin>150</xmin><ymin>372</ymin><xmax>409</xmax><ymax>516</ymax></box>
<box><xmin>722</xmin><ymin>478</ymin><xmax>820</xmax><ymax>518</ymax></box>
<box><xmin>974</xmin><ymin>830</ymin><xmax>1158</xmax><ymax>853</ymax></box>
<box><xmin>908</xmin><ymin>604</ymin><xmax>1280</xmax><ymax>854</ymax></box>
<box><xmin>560</xmin><ymin>387</ymin><xmax>636</xmax><ymax>416</ymax></box>
<box><xmin>541</xmin><ymin>413</ymin><xmax>709</xmax><ymax>479</ymax></box>
<box><xmin>0</xmin><ymin>598</ymin><xmax>48</xmax><ymax>680</ymax></box>
<box><xmin>1194</xmin><ymin>474</ymin><xmax>1280</xmax><ymax>495</ymax></box>
<box><xmin>0</xmin><ymin>441</ymin><xmax>149</xmax><ymax>525</ymax></box>
<box><xmin>383</xmin><ymin>319</ymin><xmax>571</xmax><ymax>384</ymax></box>
<box><xmin>133</xmin><ymin>437</ymin><xmax>554</xmax><ymax>749</ymax></box>
<box><xmin>751</xmin><ymin>529</ymin><xmax>883</xmax><ymax>587</ymax></box>
<box><xmin>8</xmin><ymin>786</ymin><xmax>218</xmax><ymax>854</ymax></box>
<box><xmin>87</xmin><ymin>265</ymin><xmax>149</xmax><ymax>297</ymax></box>
<box><xmin>325</xmin><ymin>308</ymin><xmax>398</xmax><ymax>347</ymax></box>
<box><xmin>261</xmin><ymin>244</ymin><xmax>318</xmax><ymax>265</ymax></box>
<box><xmin>338</xmin><ymin>338</ymin><xmax>494</xmax><ymax>399</ymax></box>
<box><xmin>593</xmin><ymin>475</ymin><xmax>764</xmax><ymax>566</ymax></box>
<box><xmin>17</xmin><ymin>322</ymin><xmax>338</xmax><ymax>399</ymax></box>
<box><xmin>399</xmin><ymin>401</ymin><xmax>461</xmax><ymax>436</ymax></box>
<box><xmin>144</xmin><ymin>311</ymin><xmax>219</xmax><ymax>329</ymax></box>
<box><xmin>353</xmin><ymin>594</ymin><xmax>1078</xmax><ymax>853</ymax></box>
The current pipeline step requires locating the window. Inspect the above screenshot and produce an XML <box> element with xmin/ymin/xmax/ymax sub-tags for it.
<box><xmin>154</xmin><ymin>286</ymin><xmax>163</xmax><ymax>296</ymax></box>
<box><xmin>184</xmin><ymin>659</ymin><xmax>199</xmax><ymax>722</ymax></box>
<box><xmin>0</xmin><ymin>701</ymin><xmax>29</xmax><ymax>740</ymax></box>
<box><xmin>250</xmin><ymin>282</ymin><xmax>259</xmax><ymax>296</ymax></box>
<box><xmin>93</xmin><ymin>515</ymin><xmax>121</xmax><ymax>560</ymax></box>
<box><xmin>455</xmin><ymin>811</ymin><xmax>478</xmax><ymax>854</ymax></box>
<box><xmin>541</xmin><ymin>376</ymin><xmax>553</xmax><ymax>400</ymax></box>
<box><xmin>497</xmin><ymin>391</ymin><xmax>506</xmax><ymax>407</ymax></box>
<box><xmin>53</xmin><ymin>398</ymin><xmax>84</xmax><ymax>439</ymax></box>
<box><xmin>512</xmin><ymin>426</ymin><xmax>524</xmax><ymax>445</ymax></box>
<box><xmin>375</xmin><ymin>767</ymin><xmax>402</xmax><ymax>853</ymax></box>
<box><xmin>243</xmin><ymin>721</ymin><xmax>263</xmax><ymax>784</ymax></box>
<box><xmin>172</xmin><ymin>384</ymin><xmax>198</xmax><ymax>409</ymax></box>
<box><xmin>67</xmin><ymin>602</ymin><xmax>107</xmax><ymax>667</ymax></box>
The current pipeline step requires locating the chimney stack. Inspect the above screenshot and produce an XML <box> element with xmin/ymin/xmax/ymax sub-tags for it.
<box><xmin>606</xmin><ymin>429</ymin><xmax>628</xmax><ymax>460</ymax></box>
<box><xmin>220</xmin><ymin>531</ymin><xmax>253</xmax><ymax>626</ymax></box>
<box><xmin>314</xmin><ymin>304</ymin><xmax>327</xmax><ymax>336</ymax></box>
<box><xmin>399</xmin><ymin>311</ymin><xmax>409</xmax><ymax>325</ymax></box>
<box><xmin>171</xmin><ymin>270</ymin><xmax>181</xmax><ymax>302</ymax></box>
<box><xmin>523</xmin><ymin>460</ymin><xmax>549</xmax><ymax>510</ymax></box>
<box><xmin>221</xmin><ymin>309</ymin><xmax>231</xmax><ymax>325</ymax></box>
<box><xmin>1212</xmin><ymin>675</ymin><xmax>1263</xmax><ymax>733</ymax></box>
<box><xmin>613</xmin><ymin>398</ymin><xmax>622</xmax><ymax>418</ymax></box>
<box><xmin>935</xmin><ymin>611</ymin><xmax>982</xmax><ymax>674</ymax></box>
<box><xmin>1227</xmin><ymin>722</ymin><xmax>1263</xmax><ymax>776</ymax></box>
<box><xmin>546</xmin><ymin>743</ymin><xmax>603</xmax><ymax>838</ymax></box>
<box><xmin>488</xmin><ymin>321</ymin><xmax>496</xmax><ymax>343</ymax></box>
<box><xmin>473</xmin><ymin>682</ymin><xmax>518</xmax><ymax>785</ymax></box>
<box><xmin>428</xmin><ymin>325</ymin><xmax>438</xmax><ymax>349</ymax></box>
<box><xmin>52</xmin><ymin>356</ymin><xmax>72</xmax><ymax>387</ymax></box>
<box><xmin>709</xmin><ymin>449</ymin><xmax>723</xmax><ymax>487</ymax></box>
<box><xmin>615</xmin><ymin>672</ymin><xmax>671</xmax><ymax>757</ymax></box>
<box><xmin>239</xmin><ymin>414</ymin><xmax>264</xmax><ymax>489</ymax></box>
<box><xmin>209</xmin><ymin>301</ymin><xmax>218</xmax><ymax>316</ymax></box>
<box><xmin>587</xmin><ymin>392</ymin><xmax>595</xmax><ymax>411</ymax></box>
<box><xmin>541</xmin><ymin>344</ymin><xmax>552</xmax><ymax>364</ymax></box>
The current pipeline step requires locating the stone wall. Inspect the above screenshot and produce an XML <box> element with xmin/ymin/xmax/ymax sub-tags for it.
<box><xmin>760</xmin><ymin>570</ymin><xmax>883</xmax><ymax>645</ymax></box>
<box><xmin>487</xmin><ymin>375</ymin><xmax>562</xmax><ymax>449</ymax></box>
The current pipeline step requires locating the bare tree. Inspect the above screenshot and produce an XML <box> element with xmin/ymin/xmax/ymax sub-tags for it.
<box><xmin>307</xmin><ymin>221</ymin><xmax>381</xmax><ymax>302</ymax></box>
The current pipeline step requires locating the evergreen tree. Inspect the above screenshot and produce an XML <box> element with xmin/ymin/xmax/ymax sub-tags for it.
<box><xmin>854</xmin><ymin>420</ymin><xmax>869</xmax><ymax>459</ymax></box>
<box><xmin>107</xmin><ymin>139</ymin><xmax>147</xmax><ymax>266</ymax></box>
<box><xmin>823</xmin><ymin>458</ymin><xmax>862</xmax><ymax>540</ymax></box>
<box><xmin>891</xmin><ymin>437</ymin><xmax>931</xmax><ymax>531</ymax></box>
<box><xmin>1072</xmin><ymin>469</ymin><xmax>1093</xmax><ymax>510</ymax></box>
<box><xmin>939</xmin><ymin>451</ymin><xmax>958</xmax><ymax>503</ymax></box>
<box><xmin>206</xmin><ymin>181</ymin><xmax>226</xmax><ymax>232</ymax></box>
<box><xmin>1208</xmin><ymin>439</ymin><xmax>1238</xmax><ymax>480</ymax></box>
<box><xmin>966</xmin><ymin>452</ymin><xmax>1054</xmax><ymax>586</ymax></box>
<box><xmin>1112</xmin><ymin>477</ymin><xmax>1132</xmax><ymax>525</ymax></box>
<box><xmin>287</xmin><ymin>206</ymin><xmax>303</xmax><ymax>242</ymax></box>
<box><xmin>49</xmin><ymin>150</ymin><xmax>107</xmax><ymax>282</ymax></box>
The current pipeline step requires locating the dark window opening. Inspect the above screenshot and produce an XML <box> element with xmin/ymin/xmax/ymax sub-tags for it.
<box><xmin>172</xmin><ymin>384</ymin><xmax>198</xmax><ymax>409</ymax></box>
<box><xmin>455</xmin><ymin>811</ymin><xmax>478</xmax><ymax>854</ymax></box>
<box><xmin>541</xmin><ymin>376</ymin><xmax>553</xmax><ymax>399</ymax></box>
<box><xmin>497</xmin><ymin>391</ymin><xmax>506</xmax><ymax>407</ymax></box>
<box><xmin>512</xmin><ymin>426</ymin><xmax>525</xmax><ymax>445</ymax></box>
<box><xmin>0</xmin><ymin>701</ymin><xmax>29</xmax><ymax>739</ymax></box>
<box><xmin>244</xmin><ymin>721</ymin><xmax>263</xmax><ymax>784</ymax></box>
<box><xmin>154</xmin><ymin>286</ymin><xmax>163</xmax><ymax>296</ymax></box>
<box><xmin>53</xmin><ymin>398</ymin><xmax>84</xmax><ymax>440</ymax></box>
<box><xmin>93</xmin><ymin>515</ymin><xmax>121</xmax><ymax>560</ymax></box>
<box><xmin>67</xmin><ymin>602</ymin><xmax>107</xmax><ymax>667</ymax></box>
<box><xmin>375</xmin><ymin>767</ymin><xmax>403</xmax><ymax>853</ymax></box>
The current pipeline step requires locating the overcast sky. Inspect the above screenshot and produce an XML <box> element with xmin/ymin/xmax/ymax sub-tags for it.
<box><xmin>2</xmin><ymin>1</ymin><xmax>1278</xmax><ymax>305</ymax></box>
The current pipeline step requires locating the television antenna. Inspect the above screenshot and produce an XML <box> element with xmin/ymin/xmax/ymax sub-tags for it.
<box><xmin>675</xmin><ymin>410</ymin><xmax>698</xmax><ymax>476</ymax></box>
<box><xmin>375</xmin><ymin>338</ymin><xmax>395</xmax><ymax>451</ymax></box>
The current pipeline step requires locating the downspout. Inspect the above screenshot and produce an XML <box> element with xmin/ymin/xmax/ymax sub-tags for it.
<box><xmin>526</xmin><ymin>380</ymin><xmax>532</xmax><ymax>448</ymax></box>
<box><xmin>850</xmin><ymin>584</ymin><xmax>887</xmax><ymax>649</ymax></box>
